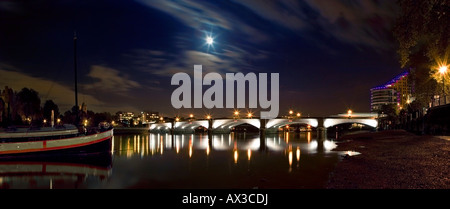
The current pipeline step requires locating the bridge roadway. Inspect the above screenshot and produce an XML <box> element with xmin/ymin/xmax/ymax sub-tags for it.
<box><xmin>149</xmin><ymin>116</ymin><xmax>378</xmax><ymax>134</ymax></box>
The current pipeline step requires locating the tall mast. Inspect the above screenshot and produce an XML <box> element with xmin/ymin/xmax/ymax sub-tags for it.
<box><xmin>74</xmin><ymin>31</ymin><xmax>78</xmax><ymax>109</ymax></box>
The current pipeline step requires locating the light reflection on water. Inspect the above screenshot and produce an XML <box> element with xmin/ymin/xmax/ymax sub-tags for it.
<box><xmin>105</xmin><ymin>132</ymin><xmax>345</xmax><ymax>189</ymax></box>
<box><xmin>0</xmin><ymin>132</ymin><xmax>353</xmax><ymax>189</ymax></box>
<box><xmin>114</xmin><ymin>132</ymin><xmax>339</xmax><ymax>158</ymax></box>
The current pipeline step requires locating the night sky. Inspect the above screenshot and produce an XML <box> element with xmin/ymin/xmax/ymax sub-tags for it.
<box><xmin>0</xmin><ymin>0</ymin><xmax>403</xmax><ymax>117</ymax></box>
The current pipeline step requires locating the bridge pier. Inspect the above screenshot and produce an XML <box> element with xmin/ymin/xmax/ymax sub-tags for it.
<box><xmin>317</xmin><ymin>127</ymin><xmax>327</xmax><ymax>140</ymax></box>
<box><xmin>316</xmin><ymin>117</ymin><xmax>326</xmax><ymax>139</ymax></box>
<box><xmin>207</xmin><ymin>118</ymin><xmax>213</xmax><ymax>136</ymax></box>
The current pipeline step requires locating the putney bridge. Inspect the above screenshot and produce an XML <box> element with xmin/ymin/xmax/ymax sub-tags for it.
<box><xmin>149</xmin><ymin>115</ymin><xmax>378</xmax><ymax>135</ymax></box>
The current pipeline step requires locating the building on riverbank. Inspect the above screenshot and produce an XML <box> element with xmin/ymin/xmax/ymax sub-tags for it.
<box><xmin>370</xmin><ymin>70</ymin><xmax>412</xmax><ymax>112</ymax></box>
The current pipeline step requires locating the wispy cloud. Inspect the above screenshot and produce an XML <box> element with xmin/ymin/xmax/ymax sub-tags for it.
<box><xmin>232</xmin><ymin>0</ymin><xmax>306</xmax><ymax>30</ymax></box>
<box><xmin>303</xmin><ymin>0</ymin><xmax>399</xmax><ymax>50</ymax></box>
<box><xmin>136</xmin><ymin>0</ymin><xmax>270</xmax><ymax>44</ymax></box>
<box><xmin>0</xmin><ymin>64</ymin><xmax>105</xmax><ymax>112</ymax></box>
<box><xmin>137</xmin><ymin>0</ymin><xmax>398</xmax><ymax>53</ymax></box>
<box><xmin>234</xmin><ymin>0</ymin><xmax>398</xmax><ymax>50</ymax></box>
<box><xmin>83</xmin><ymin>65</ymin><xmax>141</xmax><ymax>94</ymax></box>
<box><xmin>126</xmin><ymin>45</ymin><xmax>269</xmax><ymax>78</ymax></box>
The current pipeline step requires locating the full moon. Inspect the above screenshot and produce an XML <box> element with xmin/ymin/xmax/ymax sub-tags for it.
<box><xmin>206</xmin><ymin>36</ymin><xmax>214</xmax><ymax>45</ymax></box>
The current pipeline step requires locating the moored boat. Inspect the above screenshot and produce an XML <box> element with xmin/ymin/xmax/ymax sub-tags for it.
<box><xmin>0</xmin><ymin>124</ymin><xmax>113</xmax><ymax>157</ymax></box>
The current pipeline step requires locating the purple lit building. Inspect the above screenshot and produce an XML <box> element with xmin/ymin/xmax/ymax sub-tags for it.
<box><xmin>370</xmin><ymin>70</ymin><xmax>411</xmax><ymax>112</ymax></box>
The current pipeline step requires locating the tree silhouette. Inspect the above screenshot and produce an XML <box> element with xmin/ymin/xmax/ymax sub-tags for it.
<box><xmin>394</xmin><ymin>0</ymin><xmax>449</xmax><ymax>67</ymax></box>
<box><xmin>16</xmin><ymin>88</ymin><xmax>41</xmax><ymax>122</ymax></box>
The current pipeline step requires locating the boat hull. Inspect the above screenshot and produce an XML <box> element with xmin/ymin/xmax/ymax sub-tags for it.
<box><xmin>0</xmin><ymin>129</ymin><xmax>113</xmax><ymax>158</ymax></box>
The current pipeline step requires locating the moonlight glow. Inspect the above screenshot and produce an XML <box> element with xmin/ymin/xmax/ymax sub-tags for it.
<box><xmin>206</xmin><ymin>36</ymin><xmax>214</xmax><ymax>45</ymax></box>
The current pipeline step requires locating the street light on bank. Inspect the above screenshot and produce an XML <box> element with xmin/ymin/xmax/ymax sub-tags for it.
<box><xmin>439</xmin><ymin>65</ymin><xmax>448</xmax><ymax>105</ymax></box>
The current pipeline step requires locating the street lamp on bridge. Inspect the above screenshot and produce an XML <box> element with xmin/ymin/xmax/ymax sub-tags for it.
<box><xmin>233</xmin><ymin>110</ymin><xmax>240</xmax><ymax>119</ymax></box>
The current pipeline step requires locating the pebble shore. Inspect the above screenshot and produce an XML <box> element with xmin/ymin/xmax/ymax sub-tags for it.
<box><xmin>326</xmin><ymin>130</ymin><xmax>449</xmax><ymax>189</ymax></box>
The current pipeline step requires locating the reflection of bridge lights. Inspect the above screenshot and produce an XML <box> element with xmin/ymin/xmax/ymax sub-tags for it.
<box><xmin>234</xmin><ymin>150</ymin><xmax>238</xmax><ymax>164</ymax></box>
<box><xmin>288</xmin><ymin>145</ymin><xmax>293</xmax><ymax>172</ymax></box>
<box><xmin>296</xmin><ymin>146</ymin><xmax>300</xmax><ymax>162</ymax></box>
<box><xmin>285</xmin><ymin>131</ymin><xmax>289</xmax><ymax>143</ymax></box>
<box><xmin>160</xmin><ymin>138</ymin><xmax>164</xmax><ymax>155</ymax></box>
<box><xmin>323</xmin><ymin>140</ymin><xmax>337</xmax><ymax>151</ymax></box>
<box><xmin>344</xmin><ymin>150</ymin><xmax>361</xmax><ymax>156</ymax></box>
<box><xmin>308</xmin><ymin>141</ymin><xmax>318</xmax><ymax>151</ymax></box>
<box><xmin>247</xmin><ymin>149</ymin><xmax>251</xmax><ymax>161</ymax></box>
<box><xmin>189</xmin><ymin>139</ymin><xmax>193</xmax><ymax>158</ymax></box>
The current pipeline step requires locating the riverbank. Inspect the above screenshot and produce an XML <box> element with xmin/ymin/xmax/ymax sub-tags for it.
<box><xmin>327</xmin><ymin>130</ymin><xmax>449</xmax><ymax>189</ymax></box>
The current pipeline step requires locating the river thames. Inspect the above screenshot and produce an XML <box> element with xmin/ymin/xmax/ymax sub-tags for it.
<box><xmin>0</xmin><ymin>131</ymin><xmax>358</xmax><ymax>189</ymax></box>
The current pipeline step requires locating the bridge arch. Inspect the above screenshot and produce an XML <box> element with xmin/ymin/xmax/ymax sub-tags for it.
<box><xmin>266</xmin><ymin>118</ymin><xmax>319</xmax><ymax>129</ymax></box>
<box><xmin>174</xmin><ymin>120</ymin><xmax>209</xmax><ymax>130</ymax></box>
<box><xmin>323</xmin><ymin>118</ymin><xmax>377</xmax><ymax>128</ymax></box>
<box><xmin>149</xmin><ymin>122</ymin><xmax>172</xmax><ymax>132</ymax></box>
<box><xmin>212</xmin><ymin>119</ymin><xmax>261</xmax><ymax>130</ymax></box>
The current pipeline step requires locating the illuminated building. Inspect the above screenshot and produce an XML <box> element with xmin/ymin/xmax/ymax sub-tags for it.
<box><xmin>370</xmin><ymin>70</ymin><xmax>412</xmax><ymax>112</ymax></box>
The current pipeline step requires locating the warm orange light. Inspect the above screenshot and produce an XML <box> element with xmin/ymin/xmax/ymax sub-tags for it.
<box><xmin>289</xmin><ymin>110</ymin><xmax>293</xmax><ymax>115</ymax></box>
<box><xmin>175</xmin><ymin>117</ymin><xmax>180</xmax><ymax>122</ymax></box>
<box><xmin>189</xmin><ymin>114</ymin><xmax>194</xmax><ymax>118</ymax></box>
<box><xmin>439</xmin><ymin>65</ymin><xmax>448</xmax><ymax>74</ymax></box>
<box><xmin>247</xmin><ymin>113</ymin><xmax>252</xmax><ymax>118</ymax></box>
<box><xmin>296</xmin><ymin>113</ymin><xmax>301</xmax><ymax>117</ymax></box>
<box><xmin>206</xmin><ymin>115</ymin><xmax>211</xmax><ymax>120</ymax></box>
<box><xmin>234</xmin><ymin>111</ymin><xmax>239</xmax><ymax>116</ymax></box>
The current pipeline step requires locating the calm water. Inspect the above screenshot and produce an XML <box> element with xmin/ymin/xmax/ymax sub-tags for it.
<box><xmin>0</xmin><ymin>132</ymin><xmax>355</xmax><ymax>189</ymax></box>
